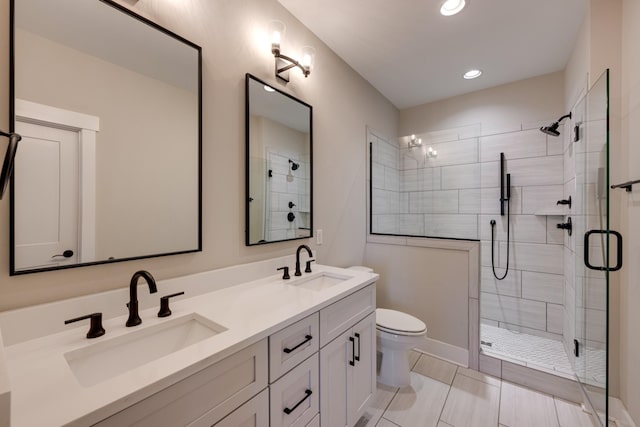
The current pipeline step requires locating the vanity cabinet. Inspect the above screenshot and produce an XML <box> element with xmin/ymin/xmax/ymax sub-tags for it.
<box><xmin>319</xmin><ymin>312</ymin><xmax>376</xmax><ymax>427</ymax></box>
<box><xmin>210</xmin><ymin>389</ymin><xmax>269</xmax><ymax>427</ymax></box>
<box><xmin>269</xmin><ymin>353</ymin><xmax>319</xmax><ymax>427</ymax></box>
<box><xmin>93</xmin><ymin>284</ymin><xmax>375</xmax><ymax>427</ymax></box>
<box><xmin>94</xmin><ymin>340</ymin><xmax>268</xmax><ymax>427</ymax></box>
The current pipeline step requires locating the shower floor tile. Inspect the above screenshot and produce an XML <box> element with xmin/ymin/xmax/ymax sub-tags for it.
<box><xmin>480</xmin><ymin>324</ymin><xmax>574</xmax><ymax>376</ymax></box>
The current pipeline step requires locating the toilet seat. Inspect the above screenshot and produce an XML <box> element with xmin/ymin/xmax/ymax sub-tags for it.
<box><xmin>376</xmin><ymin>308</ymin><xmax>426</xmax><ymax>336</ymax></box>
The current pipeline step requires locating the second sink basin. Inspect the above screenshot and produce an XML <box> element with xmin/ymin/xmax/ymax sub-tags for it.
<box><xmin>64</xmin><ymin>313</ymin><xmax>226</xmax><ymax>387</ymax></box>
<box><xmin>288</xmin><ymin>272</ymin><xmax>352</xmax><ymax>292</ymax></box>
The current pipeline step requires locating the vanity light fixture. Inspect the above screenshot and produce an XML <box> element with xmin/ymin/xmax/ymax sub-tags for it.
<box><xmin>426</xmin><ymin>147</ymin><xmax>438</xmax><ymax>158</ymax></box>
<box><xmin>463</xmin><ymin>69</ymin><xmax>482</xmax><ymax>79</ymax></box>
<box><xmin>408</xmin><ymin>134</ymin><xmax>422</xmax><ymax>149</ymax></box>
<box><xmin>263</xmin><ymin>85</ymin><xmax>276</xmax><ymax>92</ymax></box>
<box><xmin>440</xmin><ymin>0</ymin><xmax>467</xmax><ymax>16</ymax></box>
<box><xmin>269</xmin><ymin>20</ymin><xmax>315</xmax><ymax>83</ymax></box>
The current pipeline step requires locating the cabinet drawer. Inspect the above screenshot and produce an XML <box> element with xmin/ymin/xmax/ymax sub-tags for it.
<box><xmin>210</xmin><ymin>388</ymin><xmax>269</xmax><ymax>427</ymax></box>
<box><xmin>270</xmin><ymin>353</ymin><xmax>319</xmax><ymax>427</ymax></box>
<box><xmin>319</xmin><ymin>284</ymin><xmax>375</xmax><ymax>347</ymax></box>
<box><xmin>269</xmin><ymin>313</ymin><xmax>319</xmax><ymax>382</ymax></box>
<box><xmin>96</xmin><ymin>339</ymin><xmax>268</xmax><ymax>427</ymax></box>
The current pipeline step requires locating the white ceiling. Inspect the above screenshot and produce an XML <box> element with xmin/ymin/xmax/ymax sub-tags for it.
<box><xmin>278</xmin><ymin>0</ymin><xmax>587</xmax><ymax>109</ymax></box>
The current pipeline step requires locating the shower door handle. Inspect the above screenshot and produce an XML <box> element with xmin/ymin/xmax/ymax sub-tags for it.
<box><xmin>584</xmin><ymin>230</ymin><xmax>623</xmax><ymax>271</ymax></box>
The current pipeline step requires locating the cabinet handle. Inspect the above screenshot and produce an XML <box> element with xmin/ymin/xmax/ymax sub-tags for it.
<box><xmin>349</xmin><ymin>336</ymin><xmax>355</xmax><ymax>366</ymax></box>
<box><xmin>354</xmin><ymin>332</ymin><xmax>361</xmax><ymax>362</ymax></box>
<box><xmin>283</xmin><ymin>335</ymin><xmax>313</xmax><ymax>354</ymax></box>
<box><xmin>283</xmin><ymin>389</ymin><xmax>312</xmax><ymax>415</ymax></box>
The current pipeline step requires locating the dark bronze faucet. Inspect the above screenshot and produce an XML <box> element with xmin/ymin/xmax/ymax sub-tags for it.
<box><xmin>126</xmin><ymin>270</ymin><xmax>158</xmax><ymax>327</ymax></box>
<box><xmin>295</xmin><ymin>244</ymin><xmax>313</xmax><ymax>276</ymax></box>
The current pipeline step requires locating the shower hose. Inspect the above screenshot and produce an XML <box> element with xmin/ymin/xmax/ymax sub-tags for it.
<box><xmin>490</xmin><ymin>200</ymin><xmax>510</xmax><ymax>281</ymax></box>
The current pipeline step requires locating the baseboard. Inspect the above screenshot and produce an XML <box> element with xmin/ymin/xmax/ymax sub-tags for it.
<box><xmin>414</xmin><ymin>337</ymin><xmax>468</xmax><ymax>367</ymax></box>
<box><xmin>609</xmin><ymin>397</ymin><xmax>638</xmax><ymax>427</ymax></box>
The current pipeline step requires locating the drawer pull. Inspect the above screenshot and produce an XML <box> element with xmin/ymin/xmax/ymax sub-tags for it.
<box><xmin>349</xmin><ymin>336</ymin><xmax>355</xmax><ymax>366</ymax></box>
<box><xmin>354</xmin><ymin>332</ymin><xmax>361</xmax><ymax>362</ymax></box>
<box><xmin>283</xmin><ymin>389</ymin><xmax>313</xmax><ymax>414</ymax></box>
<box><xmin>283</xmin><ymin>335</ymin><xmax>313</xmax><ymax>354</ymax></box>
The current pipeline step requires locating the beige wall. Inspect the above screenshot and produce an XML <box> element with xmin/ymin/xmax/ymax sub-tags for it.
<box><xmin>621</xmin><ymin>0</ymin><xmax>640</xmax><ymax>423</ymax></box>
<box><xmin>0</xmin><ymin>0</ymin><xmax>398</xmax><ymax>311</ymax></box>
<box><xmin>365</xmin><ymin>242</ymin><xmax>470</xmax><ymax>349</ymax></box>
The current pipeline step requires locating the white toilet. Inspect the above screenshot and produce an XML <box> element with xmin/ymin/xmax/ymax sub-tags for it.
<box><xmin>348</xmin><ymin>266</ymin><xmax>427</xmax><ymax>388</ymax></box>
<box><xmin>375</xmin><ymin>308</ymin><xmax>427</xmax><ymax>387</ymax></box>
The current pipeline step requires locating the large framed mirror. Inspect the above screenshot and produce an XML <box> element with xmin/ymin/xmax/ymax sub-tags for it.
<box><xmin>245</xmin><ymin>74</ymin><xmax>312</xmax><ymax>245</ymax></box>
<box><xmin>10</xmin><ymin>0</ymin><xmax>202</xmax><ymax>274</ymax></box>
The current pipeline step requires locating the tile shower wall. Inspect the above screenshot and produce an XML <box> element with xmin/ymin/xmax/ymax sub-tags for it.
<box><xmin>267</xmin><ymin>150</ymin><xmax>311</xmax><ymax>241</ymax></box>
<box><xmin>371</xmin><ymin>123</ymin><xmax>567</xmax><ymax>339</ymax></box>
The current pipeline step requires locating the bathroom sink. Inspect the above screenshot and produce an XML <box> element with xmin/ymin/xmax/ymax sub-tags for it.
<box><xmin>64</xmin><ymin>313</ymin><xmax>226</xmax><ymax>387</ymax></box>
<box><xmin>288</xmin><ymin>272</ymin><xmax>352</xmax><ymax>292</ymax></box>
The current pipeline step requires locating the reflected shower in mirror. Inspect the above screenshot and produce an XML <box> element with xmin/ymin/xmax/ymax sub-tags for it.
<box><xmin>11</xmin><ymin>0</ymin><xmax>202</xmax><ymax>274</ymax></box>
<box><xmin>245</xmin><ymin>74</ymin><xmax>312</xmax><ymax>245</ymax></box>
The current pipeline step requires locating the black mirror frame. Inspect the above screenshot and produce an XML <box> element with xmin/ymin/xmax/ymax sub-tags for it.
<box><xmin>9</xmin><ymin>0</ymin><xmax>203</xmax><ymax>275</ymax></box>
<box><xmin>245</xmin><ymin>73</ymin><xmax>313</xmax><ymax>246</ymax></box>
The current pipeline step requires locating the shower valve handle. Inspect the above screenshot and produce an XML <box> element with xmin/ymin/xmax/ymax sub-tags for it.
<box><xmin>557</xmin><ymin>217</ymin><xmax>572</xmax><ymax>236</ymax></box>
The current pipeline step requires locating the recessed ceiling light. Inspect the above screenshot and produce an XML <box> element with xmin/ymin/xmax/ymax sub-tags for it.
<box><xmin>463</xmin><ymin>69</ymin><xmax>482</xmax><ymax>79</ymax></box>
<box><xmin>440</xmin><ymin>0</ymin><xmax>466</xmax><ymax>16</ymax></box>
<box><xmin>264</xmin><ymin>85</ymin><xmax>276</xmax><ymax>92</ymax></box>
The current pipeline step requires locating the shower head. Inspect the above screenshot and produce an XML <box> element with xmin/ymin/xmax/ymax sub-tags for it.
<box><xmin>539</xmin><ymin>112</ymin><xmax>572</xmax><ymax>137</ymax></box>
<box><xmin>540</xmin><ymin>123</ymin><xmax>561</xmax><ymax>137</ymax></box>
<box><xmin>288</xmin><ymin>159</ymin><xmax>299</xmax><ymax>171</ymax></box>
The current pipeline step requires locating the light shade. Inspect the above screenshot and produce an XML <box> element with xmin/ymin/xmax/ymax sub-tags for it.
<box><xmin>440</xmin><ymin>0</ymin><xmax>466</xmax><ymax>16</ymax></box>
<box><xmin>300</xmin><ymin>46</ymin><xmax>316</xmax><ymax>72</ymax></box>
<box><xmin>463</xmin><ymin>69</ymin><xmax>482</xmax><ymax>79</ymax></box>
<box><xmin>269</xmin><ymin>20</ymin><xmax>286</xmax><ymax>51</ymax></box>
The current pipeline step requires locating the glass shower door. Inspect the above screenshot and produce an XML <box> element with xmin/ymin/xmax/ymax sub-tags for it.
<box><xmin>575</xmin><ymin>69</ymin><xmax>619</xmax><ymax>425</ymax></box>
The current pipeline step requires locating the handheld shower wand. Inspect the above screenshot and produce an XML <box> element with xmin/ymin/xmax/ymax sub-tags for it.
<box><xmin>491</xmin><ymin>153</ymin><xmax>511</xmax><ymax>280</ymax></box>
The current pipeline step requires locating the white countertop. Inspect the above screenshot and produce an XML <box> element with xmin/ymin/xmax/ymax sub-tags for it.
<box><xmin>1</xmin><ymin>262</ymin><xmax>377</xmax><ymax>427</ymax></box>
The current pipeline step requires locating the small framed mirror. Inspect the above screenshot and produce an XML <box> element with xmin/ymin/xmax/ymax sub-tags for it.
<box><xmin>11</xmin><ymin>0</ymin><xmax>202</xmax><ymax>274</ymax></box>
<box><xmin>245</xmin><ymin>74</ymin><xmax>313</xmax><ymax>245</ymax></box>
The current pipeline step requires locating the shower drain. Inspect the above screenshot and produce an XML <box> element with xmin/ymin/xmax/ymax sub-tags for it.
<box><xmin>480</xmin><ymin>340</ymin><xmax>493</xmax><ymax>347</ymax></box>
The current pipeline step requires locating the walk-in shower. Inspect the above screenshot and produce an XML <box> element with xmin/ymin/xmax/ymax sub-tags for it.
<box><xmin>369</xmin><ymin>69</ymin><xmax>615</xmax><ymax>425</ymax></box>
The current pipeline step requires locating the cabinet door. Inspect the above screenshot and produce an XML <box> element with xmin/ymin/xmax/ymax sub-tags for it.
<box><xmin>348</xmin><ymin>312</ymin><xmax>376</xmax><ymax>426</ymax></box>
<box><xmin>212</xmin><ymin>388</ymin><xmax>269</xmax><ymax>427</ymax></box>
<box><xmin>319</xmin><ymin>328</ymin><xmax>351</xmax><ymax>427</ymax></box>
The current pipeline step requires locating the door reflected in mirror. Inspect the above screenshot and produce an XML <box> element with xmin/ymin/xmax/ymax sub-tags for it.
<box><xmin>11</xmin><ymin>0</ymin><xmax>202</xmax><ymax>274</ymax></box>
<box><xmin>245</xmin><ymin>74</ymin><xmax>313</xmax><ymax>245</ymax></box>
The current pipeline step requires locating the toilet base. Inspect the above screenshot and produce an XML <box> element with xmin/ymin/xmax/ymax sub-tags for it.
<box><xmin>377</xmin><ymin>346</ymin><xmax>411</xmax><ymax>387</ymax></box>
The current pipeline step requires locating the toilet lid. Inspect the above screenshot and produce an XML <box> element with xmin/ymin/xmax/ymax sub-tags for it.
<box><xmin>376</xmin><ymin>308</ymin><xmax>426</xmax><ymax>334</ymax></box>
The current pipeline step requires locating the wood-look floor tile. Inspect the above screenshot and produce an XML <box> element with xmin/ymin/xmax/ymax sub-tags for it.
<box><xmin>554</xmin><ymin>398</ymin><xmax>597</xmax><ymax>427</ymax></box>
<box><xmin>359</xmin><ymin>383</ymin><xmax>400</xmax><ymax>427</ymax></box>
<box><xmin>440</xmin><ymin>374</ymin><xmax>500</xmax><ymax>427</ymax></box>
<box><xmin>376</xmin><ymin>419</ymin><xmax>401</xmax><ymax>427</ymax></box>
<box><xmin>456</xmin><ymin>366</ymin><xmax>502</xmax><ymax>387</ymax></box>
<box><xmin>409</xmin><ymin>350</ymin><xmax>421</xmax><ymax>370</ymax></box>
<box><xmin>499</xmin><ymin>381</ymin><xmax>559</xmax><ymax>427</ymax></box>
<box><xmin>412</xmin><ymin>354</ymin><xmax>458</xmax><ymax>385</ymax></box>
<box><xmin>384</xmin><ymin>372</ymin><xmax>450</xmax><ymax>427</ymax></box>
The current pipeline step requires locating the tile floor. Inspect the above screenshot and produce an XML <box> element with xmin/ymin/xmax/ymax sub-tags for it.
<box><xmin>358</xmin><ymin>351</ymin><xmax>597</xmax><ymax>427</ymax></box>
